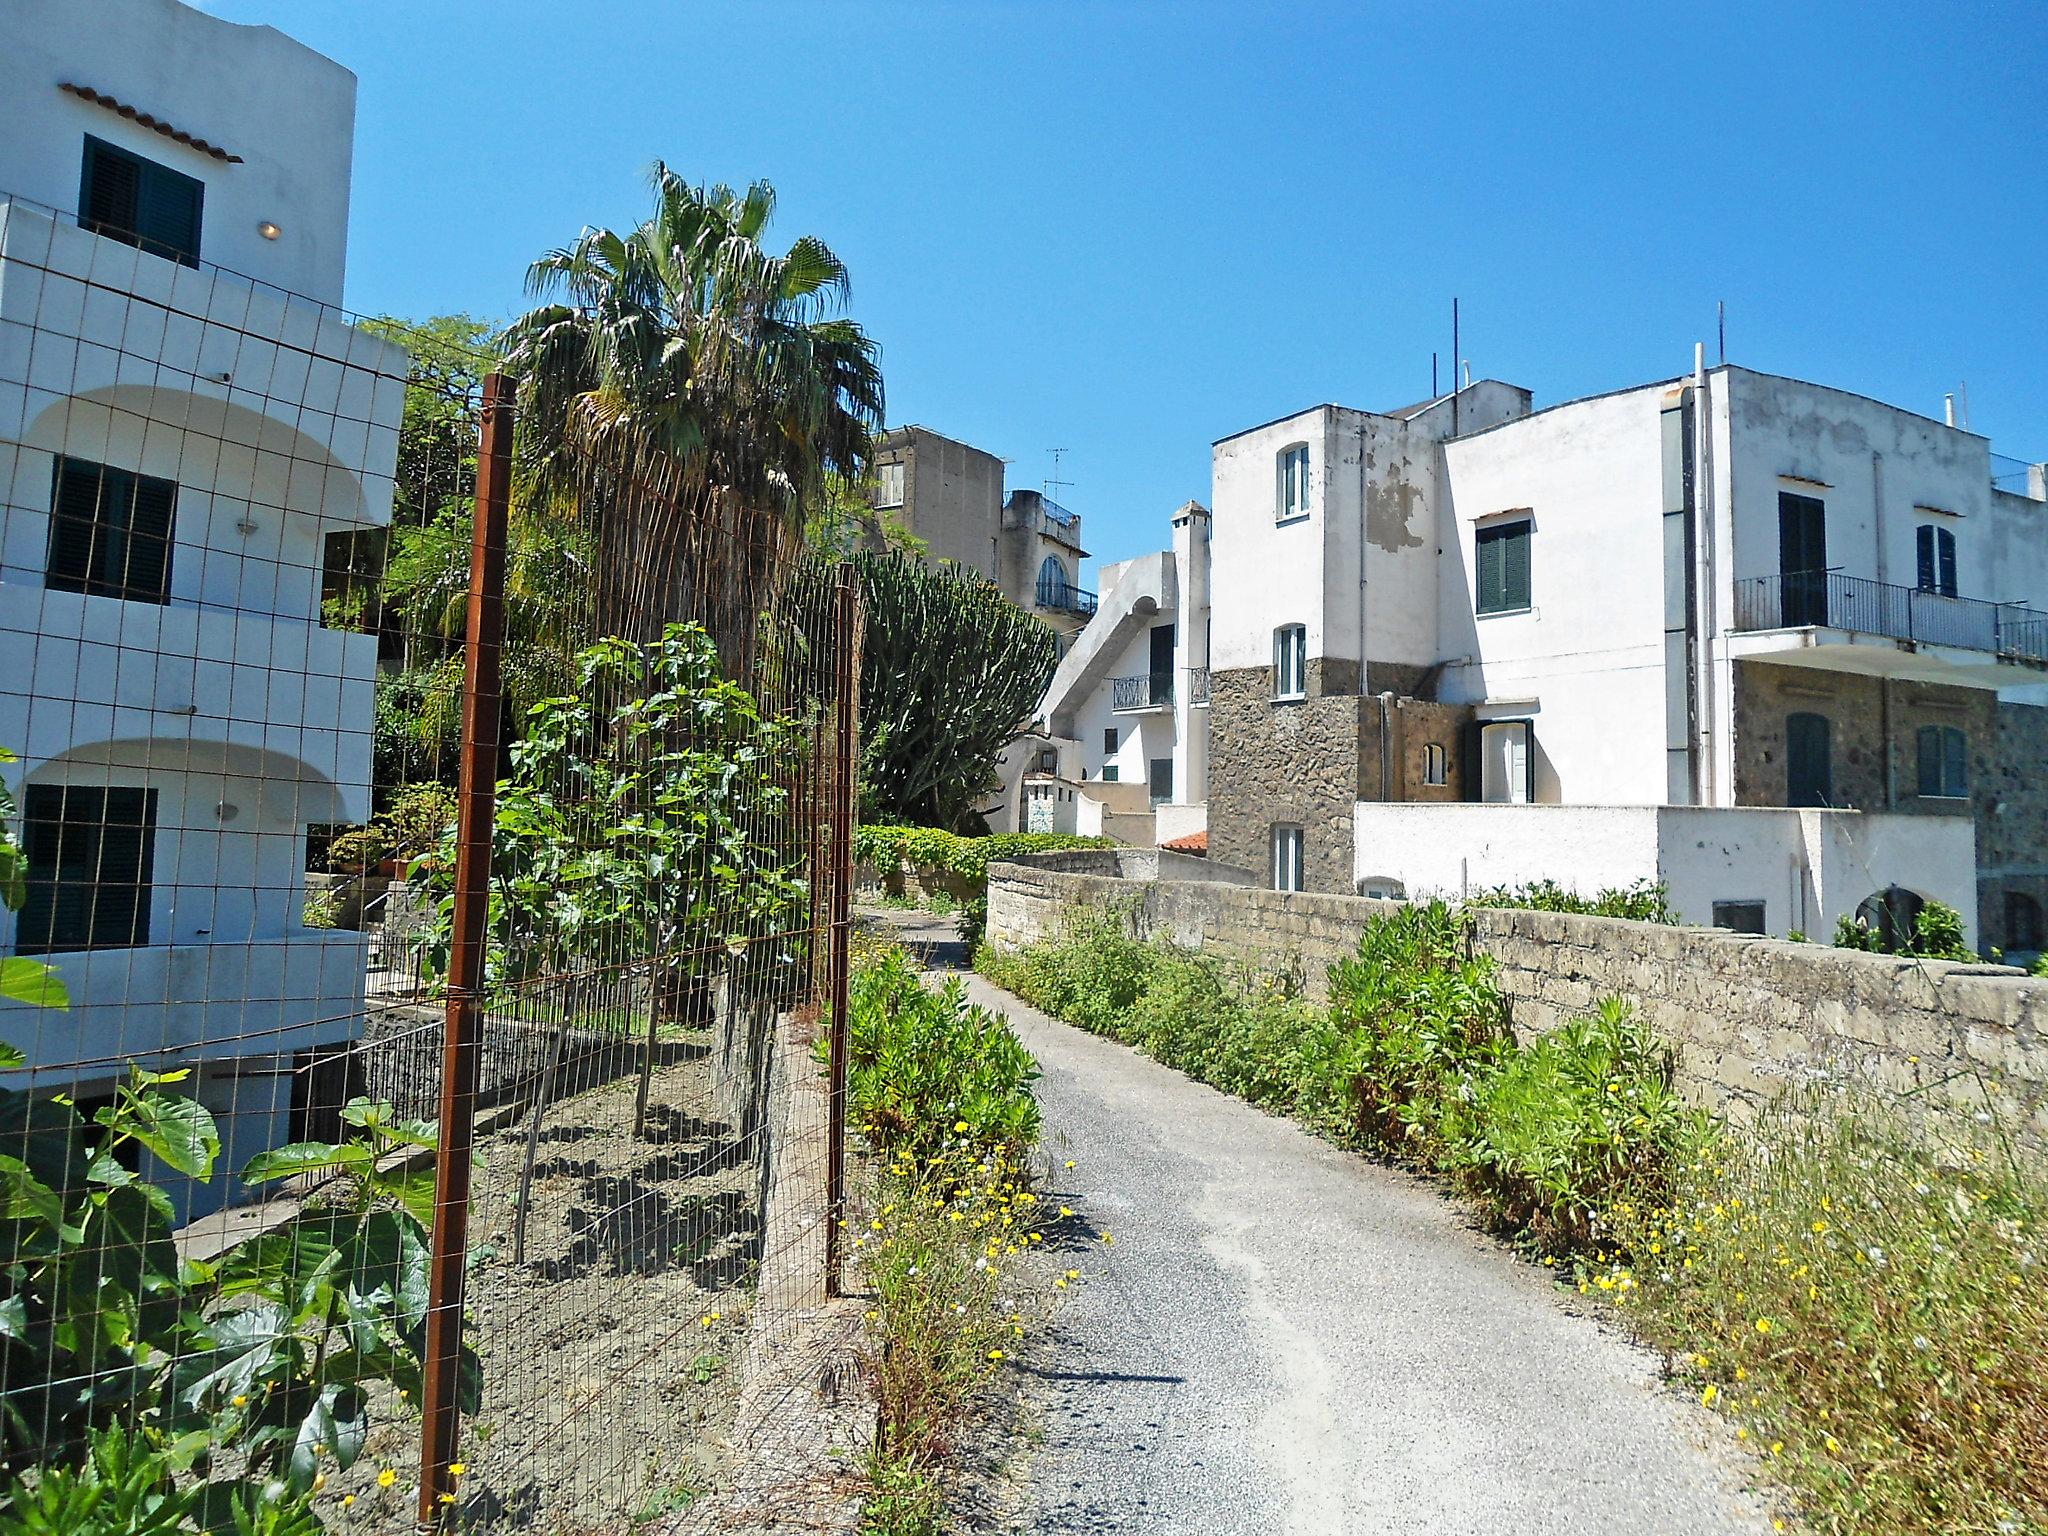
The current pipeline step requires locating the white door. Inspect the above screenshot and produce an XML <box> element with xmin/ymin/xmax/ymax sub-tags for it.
<box><xmin>1481</xmin><ymin>722</ymin><xmax>1531</xmax><ymax>804</ymax></box>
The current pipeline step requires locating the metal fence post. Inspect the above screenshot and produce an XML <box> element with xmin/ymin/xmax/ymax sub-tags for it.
<box><xmin>418</xmin><ymin>370</ymin><xmax>514</xmax><ymax>1525</ymax></box>
<box><xmin>823</xmin><ymin>563</ymin><xmax>857</xmax><ymax>1298</ymax></box>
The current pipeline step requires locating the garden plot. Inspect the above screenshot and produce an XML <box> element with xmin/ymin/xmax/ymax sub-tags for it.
<box><xmin>325</xmin><ymin>1052</ymin><xmax>757</xmax><ymax>1534</ymax></box>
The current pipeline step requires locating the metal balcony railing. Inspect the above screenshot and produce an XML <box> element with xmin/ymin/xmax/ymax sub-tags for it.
<box><xmin>1111</xmin><ymin>672</ymin><xmax>1174</xmax><ymax>711</ymax></box>
<box><xmin>1035</xmin><ymin>573</ymin><xmax>1097</xmax><ymax>616</ymax></box>
<box><xmin>1733</xmin><ymin>571</ymin><xmax>2048</xmax><ymax>663</ymax></box>
<box><xmin>1188</xmin><ymin>667</ymin><xmax>1210</xmax><ymax>704</ymax></box>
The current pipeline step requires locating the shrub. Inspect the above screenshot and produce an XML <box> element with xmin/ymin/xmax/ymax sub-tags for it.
<box><xmin>379</xmin><ymin>780</ymin><xmax>459</xmax><ymax>863</ymax></box>
<box><xmin>1605</xmin><ymin>1097</ymin><xmax>2046</xmax><ymax>1536</ymax></box>
<box><xmin>836</xmin><ymin>946</ymin><xmax>1040</xmax><ymax>1163</ymax></box>
<box><xmin>324</xmin><ymin>825</ymin><xmax>387</xmax><ymax>874</ymax></box>
<box><xmin>1472</xmin><ymin>877</ymin><xmax>1677</xmax><ymax>924</ymax></box>
<box><xmin>1833</xmin><ymin>896</ymin><xmax>1974</xmax><ymax>962</ymax></box>
<box><xmin>1442</xmin><ymin>997</ymin><xmax>1704</xmax><ymax>1252</ymax></box>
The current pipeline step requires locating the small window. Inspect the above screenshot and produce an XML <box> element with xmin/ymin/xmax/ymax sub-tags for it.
<box><xmin>876</xmin><ymin>461</ymin><xmax>905</xmax><ymax>509</ymax></box>
<box><xmin>1148</xmin><ymin>758</ymin><xmax>1173</xmax><ymax>806</ymax></box>
<box><xmin>1712</xmin><ymin>901</ymin><xmax>1767</xmax><ymax>935</ymax></box>
<box><xmin>321</xmin><ymin>528</ymin><xmax>385</xmax><ymax>632</ymax></box>
<box><xmin>1916</xmin><ymin>725</ymin><xmax>1968</xmax><ymax>798</ymax></box>
<box><xmin>1475</xmin><ymin>521</ymin><xmax>1532</xmax><ymax>615</ymax></box>
<box><xmin>80</xmin><ymin>136</ymin><xmax>203</xmax><ymax>267</ymax></box>
<box><xmin>1422</xmin><ymin>742</ymin><xmax>1447</xmax><ymax>787</ymax></box>
<box><xmin>1271</xmin><ymin>824</ymin><xmax>1304</xmax><ymax>893</ymax></box>
<box><xmin>1915</xmin><ymin>524</ymin><xmax>1957</xmax><ymax>597</ymax></box>
<box><xmin>1103</xmin><ymin>727</ymin><xmax>1118</xmax><ymax>756</ymax></box>
<box><xmin>16</xmin><ymin>784</ymin><xmax>158</xmax><ymax>954</ymax></box>
<box><xmin>1101</xmin><ymin>764</ymin><xmax>1119</xmax><ymax>783</ymax></box>
<box><xmin>48</xmin><ymin>456</ymin><xmax>176</xmax><ymax>604</ymax></box>
<box><xmin>1273</xmin><ymin>624</ymin><xmax>1307</xmax><ymax>700</ymax></box>
<box><xmin>2007</xmin><ymin>892</ymin><xmax>2044</xmax><ymax>952</ymax></box>
<box><xmin>1035</xmin><ymin>554</ymin><xmax>1069</xmax><ymax>608</ymax></box>
<box><xmin>1786</xmin><ymin>711</ymin><xmax>1832</xmax><ymax>807</ymax></box>
<box><xmin>1276</xmin><ymin>443</ymin><xmax>1311</xmax><ymax>522</ymax></box>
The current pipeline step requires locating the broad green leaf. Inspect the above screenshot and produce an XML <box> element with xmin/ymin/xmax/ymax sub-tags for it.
<box><xmin>0</xmin><ymin>1152</ymin><xmax>63</xmax><ymax>1226</ymax></box>
<box><xmin>100</xmin><ymin>1088</ymin><xmax>219</xmax><ymax>1180</ymax></box>
<box><xmin>239</xmin><ymin>1140</ymin><xmax>374</xmax><ymax>1185</ymax></box>
<box><xmin>0</xmin><ymin>1039</ymin><xmax>26</xmax><ymax>1070</ymax></box>
<box><xmin>173</xmin><ymin>1301</ymin><xmax>291</xmax><ymax>1408</ymax></box>
<box><xmin>0</xmin><ymin>956</ymin><xmax>65</xmax><ymax>1009</ymax></box>
<box><xmin>287</xmin><ymin>1382</ymin><xmax>368</xmax><ymax>1491</ymax></box>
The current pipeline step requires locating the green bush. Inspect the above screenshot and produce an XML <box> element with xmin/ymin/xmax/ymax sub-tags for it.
<box><xmin>859</xmin><ymin>827</ymin><xmax>1113</xmax><ymax>945</ymax></box>
<box><xmin>983</xmin><ymin>901</ymin><xmax>1696</xmax><ymax>1256</ymax></box>
<box><xmin>324</xmin><ymin>825</ymin><xmax>387</xmax><ymax>874</ymax></box>
<box><xmin>1471</xmin><ymin>877</ymin><xmax>1677</xmax><ymax>924</ymax></box>
<box><xmin>1832</xmin><ymin>896</ymin><xmax>1974</xmax><ymax>962</ymax></box>
<box><xmin>835</xmin><ymin>946</ymin><xmax>1041</xmax><ymax>1162</ymax></box>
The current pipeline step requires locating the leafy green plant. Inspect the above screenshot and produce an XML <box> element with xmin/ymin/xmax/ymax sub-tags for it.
<box><xmin>324</xmin><ymin>826</ymin><xmax>387</xmax><ymax>875</ymax></box>
<box><xmin>1833</xmin><ymin>896</ymin><xmax>1974</xmax><ymax>961</ymax></box>
<box><xmin>378</xmin><ymin>782</ymin><xmax>458</xmax><ymax>865</ymax></box>
<box><xmin>833</xmin><ymin>947</ymin><xmax>1040</xmax><ymax>1162</ymax></box>
<box><xmin>1471</xmin><ymin>877</ymin><xmax>1677</xmax><ymax>924</ymax></box>
<box><xmin>0</xmin><ymin>1052</ymin><xmax>474</xmax><ymax>1514</ymax></box>
<box><xmin>299</xmin><ymin>888</ymin><xmax>341</xmax><ymax>930</ymax></box>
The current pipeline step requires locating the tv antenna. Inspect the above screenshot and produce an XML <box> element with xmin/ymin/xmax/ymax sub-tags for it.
<box><xmin>1044</xmin><ymin>447</ymin><xmax>1073</xmax><ymax>507</ymax></box>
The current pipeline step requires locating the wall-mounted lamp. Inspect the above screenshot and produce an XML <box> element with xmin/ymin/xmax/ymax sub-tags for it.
<box><xmin>215</xmin><ymin>801</ymin><xmax>239</xmax><ymax>822</ymax></box>
<box><xmin>257</xmin><ymin>221</ymin><xmax>281</xmax><ymax>240</ymax></box>
<box><xmin>235</xmin><ymin>519</ymin><xmax>260</xmax><ymax>536</ymax></box>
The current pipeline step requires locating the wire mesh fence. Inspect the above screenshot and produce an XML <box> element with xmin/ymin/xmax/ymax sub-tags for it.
<box><xmin>0</xmin><ymin>191</ymin><xmax>860</xmax><ymax>1532</ymax></box>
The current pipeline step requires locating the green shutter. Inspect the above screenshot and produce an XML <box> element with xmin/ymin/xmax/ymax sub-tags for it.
<box><xmin>1944</xmin><ymin>728</ymin><xmax>1967</xmax><ymax>797</ymax></box>
<box><xmin>1917</xmin><ymin>726</ymin><xmax>1941</xmax><ymax>796</ymax></box>
<box><xmin>1503</xmin><ymin>526</ymin><xmax>1531</xmax><ymax>609</ymax></box>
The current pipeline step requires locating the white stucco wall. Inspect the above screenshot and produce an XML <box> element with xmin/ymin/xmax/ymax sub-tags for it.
<box><xmin>1351</xmin><ymin>801</ymin><xmax>1977</xmax><ymax>945</ymax></box>
<box><xmin>1435</xmin><ymin>382</ymin><xmax>1675</xmax><ymax>805</ymax></box>
<box><xmin>1211</xmin><ymin>407</ymin><xmax>1333</xmax><ymax>673</ymax></box>
<box><xmin>0</xmin><ymin>0</ymin><xmax>361</xmax><ymax>302</ymax></box>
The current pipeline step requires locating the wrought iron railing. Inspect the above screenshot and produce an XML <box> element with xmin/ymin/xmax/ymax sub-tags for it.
<box><xmin>1188</xmin><ymin>667</ymin><xmax>1210</xmax><ymax>704</ymax></box>
<box><xmin>1035</xmin><ymin>572</ymin><xmax>1097</xmax><ymax>615</ymax></box>
<box><xmin>1732</xmin><ymin>571</ymin><xmax>2048</xmax><ymax>663</ymax></box>
<box><xmin>1111</xmin><ymin>672</ymin><xmax>1174</xmax><ymax>710</ymax></box>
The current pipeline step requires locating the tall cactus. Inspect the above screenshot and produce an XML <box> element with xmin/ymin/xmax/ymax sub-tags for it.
<box><xmin>855</xmin><ymin>551</ymin><xmax>1060</xmax><ymax>830</ymax></box>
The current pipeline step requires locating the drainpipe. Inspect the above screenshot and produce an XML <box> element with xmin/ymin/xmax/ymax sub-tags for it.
<box><xmin>1379</xmin><ymin>692</ymin><xmax>1393</xmax><ymax>800</ymax></box>
<box><xmin>1692</xmin><ymin>343</ymin><xmax>1720</xmax><ymax>805</ymax></box>
<box><xmin>1358</xmin><ymin>422</ymin><xmax>1369</xmax><ymax>694</ymax></box>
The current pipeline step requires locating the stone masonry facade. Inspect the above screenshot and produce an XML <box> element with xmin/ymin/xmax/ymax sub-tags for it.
<box><xmin>987</xmin><ymin>855</ymin><xmax>2048</xmax><ymax>1152</ymax></box>
<box><xmin>1733</xmin><ymin>660</ymin><xmax>2048</xmax><ymax>955</ymax></box>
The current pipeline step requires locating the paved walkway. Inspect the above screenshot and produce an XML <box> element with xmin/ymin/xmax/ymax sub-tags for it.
<box><xmin>872</xmin><ymin>911</ymin><xmax>1778</xmax><ymax>1535</ymax></box>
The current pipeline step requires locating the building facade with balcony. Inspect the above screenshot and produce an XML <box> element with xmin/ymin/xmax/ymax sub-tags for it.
<box><xmin>0</xmin><ymin>0</ymin><xmax>406</xmax><ymax>1216</ymax></box>
<box><xmin>1207</xmin><ymin>359</ymin><xmax>2048</xmax><ymax>954</ymax></box>
<box><xmin>867</xmin><ymin>425</ymin><xmax>1094</xmax><ymax>637</ymax></box>
<box><xmin>1018</xmin><ymin>500</ymin><xmax>1212</xmax><ymax>845</ymax></box>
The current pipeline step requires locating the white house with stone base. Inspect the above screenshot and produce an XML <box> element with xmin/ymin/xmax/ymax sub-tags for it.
<box><xmin>1206</xmin><ymin>356</ymin><xmax>2048</xmax><ymax>956</ymax></box>
<box><xmin>1020</xmin><ymin>500</ymin><xmax>1212</xmax><ymax>847</ymax></box>
<box><xmin>0</xmin><ymin>0</ymin><xmax>406</xmax><ymax>1216</ymax></box>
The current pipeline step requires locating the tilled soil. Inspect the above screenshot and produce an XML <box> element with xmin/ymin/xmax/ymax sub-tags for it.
<box><xmin>326</xmin><ymin>1051</ymin><xmax>758</xmax><ymax>1534</ymax></box>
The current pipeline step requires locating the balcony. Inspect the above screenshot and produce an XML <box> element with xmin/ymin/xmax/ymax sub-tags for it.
<box><xmin>1036</xmin><ymin>572</ymin><xmax>1098</xmax><ymax>617</ymax></box>
<box><xmin>1730</xmin><ymin>572</ymin><xmax>2048</xmax><ymax>687</ymax></box>
<box><xmin>1112</xmin><ymin>672</ymin><xmax>1174</xmax><ymax>712</ymax></box>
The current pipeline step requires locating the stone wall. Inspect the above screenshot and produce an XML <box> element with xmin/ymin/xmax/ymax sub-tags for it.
<box><xmin>1207</xmin><ymin>665</ymin><xmax>1364</xmax><ymax>893</ymax></box>
<box><xmin>1984</xmin><ymin>701</ymin><xmax>2048</xmax><ymax>957</ymax></box>
<box><xmin>985</xmin><ymin>858</ymin><xmax>2048</xmax><ymax>1149</ymax></box>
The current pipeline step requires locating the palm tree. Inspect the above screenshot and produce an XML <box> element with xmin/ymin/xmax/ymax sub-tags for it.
<box><xmin>501</xmin><ymin>167</ymin><xmax>883</xmax><ymax>660</ymax></box>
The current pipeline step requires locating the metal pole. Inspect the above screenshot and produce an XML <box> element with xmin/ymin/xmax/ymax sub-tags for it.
<box><xmin>418</xmin><ymin>371</ymin><xmax>514</xmax><ymax>1526</ymax></box>
<box><xmin>822</xmin><ymin>564</ymin><xmax>857</xmax><ymax>1298</ymax></box>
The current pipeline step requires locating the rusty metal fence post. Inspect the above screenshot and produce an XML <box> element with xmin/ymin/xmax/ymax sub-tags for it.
<box><xmin>823</xmin><ymin>563</ymin><xmax>858</xmax><ymax>1298</ymax></box>
<box><xmin>418</xmin><ymin>371</ymin><xmax>514</xmax><ymax>1525</ymax></box>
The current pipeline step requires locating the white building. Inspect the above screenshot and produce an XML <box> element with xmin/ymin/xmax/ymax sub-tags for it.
<box><xmin>1016</xmin><ymin>500</ymin><xmax>1211</xmax><ymax>846</ymax></box>
<box><xmin>0</xmin><ymin>0</ymin><xmax>407</xmax><ymax>1214</ymax></box>
<box><xmin>1207</xmin><ymin>359</ymin><xmax>2048</xmax><ymax>953</ymax></box>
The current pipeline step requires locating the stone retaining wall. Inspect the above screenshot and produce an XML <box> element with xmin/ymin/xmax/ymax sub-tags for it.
<box><xmin>985</xmin><ymin>857</ymin><xmax>2048</xmax><ymax>1148</ymax></box>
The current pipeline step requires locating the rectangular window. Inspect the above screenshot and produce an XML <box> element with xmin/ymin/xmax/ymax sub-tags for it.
<box><xmin>1712</xmin><ymin>900</ymin><xmax>1767</xmax><ymax>935</ymax></box>
<box><xmin>1276</xmin><ymin>444</ymin><xmax>1311</xmax><ymax>522</ymax></box>
<box><xmin>1915</xmin><ymin>524</ymin><xmax>1957</xmax><ymax>597</ymax></box>
<box><xmin>1475</xmin><ymin>521</ymin><xmax>1532</xmax><ymax>614</ymax></box>
<box><xmin>80</xmin><ymin>136</ymin><xmax>203</xmax><ymax>267</ymax></box>
<box><xmin>48</xmin><ymin>456</ymin><xmax>176</xmax><ymax>604</ymax></box>
<box><xmin>1102</xmin><ymin>727</ymin><xmax>1118</xmax><ymax>756</ymax></box>
<box><xmin>1480</xmin><ymin>720</ymin><xmax>1533</xmax><ymax>804</ymax></box>
<box><xmin>1101</xmin><ymin>764</ymin><xmax>1119</xmax><ymax>783</ymax></box>
<box><xmin>1271</xmin><ymin>825</ymin><xmax>1304</xmax><ymax>893</ymax></box>
<box><xmin>875</xmin><ymin>461</ymin><xmax>905</xmax><ymax>509</ymax></box>
<box><xmin>1916</xmin><ymin>724</ymin><xmax>1967</xmax><ymax>798</ymax></box>
<box><xmin>1273</xmin><ymin>624</ymin><xmax>1307</xmax><ymax>700</ymax></box>
<box><xmin>1148</xmin><ymin>758</ymin><xmax>1173</xmax><ymax>806</ymax></box>
<box><xmin>16</xmin><ymin>784</ymin><xmax>157</xmax><ymax>954</ymax></box>
<box><xmin>1422</xmin><ymin>742</ymin><xmax>1448</xmax><ymax>787</ymax></box>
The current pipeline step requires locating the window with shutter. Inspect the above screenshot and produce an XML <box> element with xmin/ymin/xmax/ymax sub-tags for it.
<box><xmin>16</xmin><ymin>785</ymin><xmax>157</xmax><ymax>953</ymax></box>
<box><xmin>1915</xmin><ymin>525</ymin><xmax>1958</xmax><ymax>597</ymax></box>
<box><xmin>47</xmin><ymin>456</ymin><xmax>176</xmax><ymax>603</ymax></box>
<box><xmin>79</xmin><ymin>137</ymin><xmax>202</xmax><ymax>267</ymax></box>
<box><xmin>1475</xmin><ymin>522</ymin><xmax>1532</xmax><ymax>614</ymax></box>
<box><xmin>1915</xmin><ymin>724</ymin><xmax>1967</xmax><ymax>797</ymax></box>
<box><xmin>1786</xmin><ymin>712</ymin><xmax>1833</xmax><ymax>806</ymax></box>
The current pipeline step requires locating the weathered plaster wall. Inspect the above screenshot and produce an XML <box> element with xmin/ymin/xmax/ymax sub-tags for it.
<box><xmin>985</xmin><ymin>860</ymin><xmax>2047</xmax><ymax>1150</ymax></box>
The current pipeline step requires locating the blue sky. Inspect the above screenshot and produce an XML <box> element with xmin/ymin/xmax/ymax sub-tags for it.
<box><xmin>209</xmin><ymin>1</ymin><xmax>2046</xmax><ymax>577</ymax></box>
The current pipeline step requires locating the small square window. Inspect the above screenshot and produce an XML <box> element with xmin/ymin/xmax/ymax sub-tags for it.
<box><xmin>48</xmin><ymin>456</ymin><xmax>176</xmax><ymax>604</ymax></box>
<box><xmin>1916</xmin><ymin>724</ymin><xmax>1968</xmax><ymax>798</ymax></box>
<box><xmin>1712</xmin><ymin>900</ymin><xmax>1767</xmax><ymax>935</ymax></box>
<box><xmin>1475</xmin><ymin>521</ymin><xmax>1532</xmax><ymax>615</ymax></box>
<box><xmin>17</xmin><ymin>784</ymin><xmax>158</xmax><ymax>953</ymax></box>
<box><xmin>80</xmin><ymin>136</ymin><xmax>203</xmax><ymax>267</ymax></box>
<box><xmin>876</xmin><ymin>461</ymin><xmax>905</xmax><ymax>509</ymax></box>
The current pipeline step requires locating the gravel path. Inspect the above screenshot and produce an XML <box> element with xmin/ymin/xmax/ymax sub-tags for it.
<box><xmin>873</xmin><ymin>911</ymin><xmax>1780</xmax><ymax>1536</ymax></box>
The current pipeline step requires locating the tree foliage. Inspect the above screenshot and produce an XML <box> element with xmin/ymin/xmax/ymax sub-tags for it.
<box><xmin>854</xmin><ymin>551</ymin><xmax>1060</xmax><ymax>832</ymax></box>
